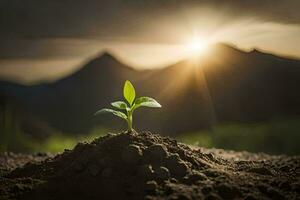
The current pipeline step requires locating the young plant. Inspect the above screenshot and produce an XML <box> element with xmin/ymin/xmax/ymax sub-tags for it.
<box><xmin>95</xmin><ymin>80</ymin><xmax>161</xmax><ymax>132</ymax></box>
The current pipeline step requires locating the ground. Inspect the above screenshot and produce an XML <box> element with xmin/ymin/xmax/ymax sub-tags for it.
<box><xmin>0</xmin><ymin>131</ymin><xmax>299</xmax><ymax>200</ymax></box>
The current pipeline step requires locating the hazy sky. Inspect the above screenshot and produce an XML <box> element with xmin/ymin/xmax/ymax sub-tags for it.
<box><xmin>0</xmin><ymin>0</ymin><xmax>300</xmax><ymax>83</ymax></box>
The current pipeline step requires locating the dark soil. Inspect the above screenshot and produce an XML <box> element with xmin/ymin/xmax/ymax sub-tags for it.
<box><xmin>1</xmin><ymin>131</ymin><xmax>299</xmax><ymax>200</ymax></box>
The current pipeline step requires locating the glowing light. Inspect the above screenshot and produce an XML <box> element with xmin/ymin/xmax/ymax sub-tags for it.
<box><xmin>185</xmin><ymin>36</ymin><xmax>208</xmax><ymax>57</ymax></box>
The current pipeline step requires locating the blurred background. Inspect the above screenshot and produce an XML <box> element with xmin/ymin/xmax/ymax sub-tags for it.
<box><xmin>0</xmin><ymin>0</ymin><xmax>299</xmax><ymax>155</ymax></box>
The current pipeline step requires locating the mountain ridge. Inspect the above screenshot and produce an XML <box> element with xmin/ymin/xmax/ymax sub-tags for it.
<box><xmin>0</xmin><ymin>43</ymin><xmax>300</xmax><ymax>135</ymax></box>
<box><xmin>1</xmin><ymin>43</ymin><xmax>300</xmax><ymax>86</ymax></box>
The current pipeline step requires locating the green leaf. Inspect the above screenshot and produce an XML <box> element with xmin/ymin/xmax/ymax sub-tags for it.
<box><xmin>133</xmin><ymin>97</ymin><xmax>162</xmax><ymax>110</ymax></box>
<box><xmin>123</xmin><ymin>80</ymin><xmax>136</xmax><ymax>106</ymax></box>
<box><xmin>94</xmin><ymin>108</ymin><xmax>127</xmax><ymax>119</ymax></box>
<box><xmin>111</xmin><ymin>101</ymin><xmax>128</xmax><ymax>110</ymax></box>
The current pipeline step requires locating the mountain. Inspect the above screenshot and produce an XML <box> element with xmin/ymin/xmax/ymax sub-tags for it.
<box><xmin>1</xmin><ymin>43</ymin><xmax>300</xmax><ymax>136</ymax></box>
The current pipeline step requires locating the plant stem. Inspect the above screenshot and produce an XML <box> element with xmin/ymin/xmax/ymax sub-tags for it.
<box><xmin>127</xmin><ymin>110</ymin><xmax>133</xmax><ymax>132</ymax></box>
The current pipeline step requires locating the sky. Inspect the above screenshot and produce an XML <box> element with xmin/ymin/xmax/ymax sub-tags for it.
<box><xmin>0</xmin><ymin>0</ymin><xmax>300</xmax><ymax>83</ymax></box>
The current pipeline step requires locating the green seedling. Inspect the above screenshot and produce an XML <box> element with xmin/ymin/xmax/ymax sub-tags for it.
<box><xmin>95</xmin><ymin>80</ymin><xmax>161</xmax><ymax>132</ymax></box>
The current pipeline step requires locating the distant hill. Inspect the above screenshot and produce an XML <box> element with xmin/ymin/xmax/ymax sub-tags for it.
<box><xmin>1</xmin><ymin>43</ymin><xmax>300</xmax><ymax>136</ymax></box>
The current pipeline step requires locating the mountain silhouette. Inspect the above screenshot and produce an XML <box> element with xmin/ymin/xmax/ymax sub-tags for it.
<box><xmin>1</xmin><ymin>44</ymin><xmax>300</xmax><ymax>136</ymax></box>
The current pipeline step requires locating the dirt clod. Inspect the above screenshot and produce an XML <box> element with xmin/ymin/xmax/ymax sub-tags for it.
<box><xmin>121</xmin><ymin>144</ymin><xmax>142</xmax><ymax>165</ymax></box>
<box><xmin>145</xmin><ymin>180</ymin><xmax>158</xmax><ymax>191</ymax></box>
<box><xmin>154</xmin><ymin>166</ymin><xmax>170</xmax><ymax>181</ymax></box>
<box><xmin>144</xmin><ymin>144</ymin><xmax>168</xmax><ymax>163</ymax></box>
<box><xmin>0</xmin><ymin>131</ymin><xmax>299</xmax><ymax>200</ymax></box>
<box><xmin>183</xmin><ymin>171</ymin><xmax>207</xmax><ymax>184</ymax></box>
<box><xmin>248</xmin><ymin>167</ymin><xmax>273</xmax><ymax>176</ymax></box>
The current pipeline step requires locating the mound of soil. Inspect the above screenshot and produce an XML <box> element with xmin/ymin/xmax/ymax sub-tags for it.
<box><xmin>1</xmin><ymin>131</ymin><xmax>300</xmax><ymax>200</ymax></box>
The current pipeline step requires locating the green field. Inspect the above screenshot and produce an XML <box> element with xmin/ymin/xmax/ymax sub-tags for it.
<box><xmin>177</xmin><ymin>118</ymin><xmax>300</xmax><ymax>155</ymax></box>
<box><xmin>1</xmin><ymin>115</ymin><xmax>299</xmax><ymax>155</ymax></box>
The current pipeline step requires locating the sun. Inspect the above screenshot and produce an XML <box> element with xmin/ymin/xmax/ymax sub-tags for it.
<box><xmin>185</xmin><ymin>37</ymin><xmax>208</xmax><ymax>57</ymax></box>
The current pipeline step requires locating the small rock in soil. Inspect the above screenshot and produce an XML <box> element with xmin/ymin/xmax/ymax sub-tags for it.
<box><xmin>145</xmin><ymin>180</ymin><xmax>158</xmax><ymax>192</ymax></box>
<box><xmin>170</xmin><ymin>161</ymin><xmax>189</xmax><ymax>178</ymax></box>
<box><xmin>154</xmin><ymin>166</ymin><xmax>170</xmax><ymax>181</ymax></box>
<box><xmin>170</xmin><ymin>178</ymin><xmax>178</xmax><ymax>183</ymax></box>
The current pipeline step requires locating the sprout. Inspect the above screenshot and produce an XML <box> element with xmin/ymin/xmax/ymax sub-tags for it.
<box><xmin>95</xmin><ymin>80</ymin><xmax>161</xmax><ymax>132</ymax></box>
